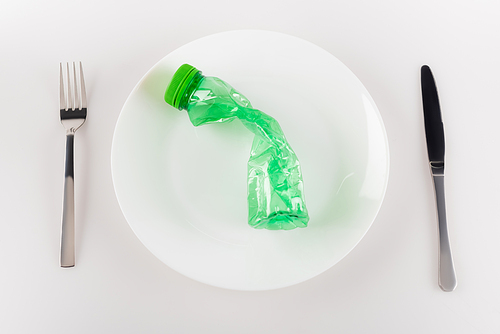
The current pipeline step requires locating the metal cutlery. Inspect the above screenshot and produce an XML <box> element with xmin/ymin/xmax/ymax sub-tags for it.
<box><xmin>59</xmin><ymin>61</ymin><xmax>87</xmax><ymax>268</ymax></box>
<box><xmin>420</xmin><ymin>65</ymin><xmax>457</xmax><ymax>291</ymax></box>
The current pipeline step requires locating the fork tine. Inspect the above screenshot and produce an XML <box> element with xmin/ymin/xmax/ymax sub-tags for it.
<box><xmin>66</xmin><ymin>63</ymin><xmax>73</xmax><ymax>110</ymax></box>
<box><xmin>79</xmin><ymin>62</ymin><xmax>87</xmax><ymax>109</ymax></box>
<box><xmin>59</xmin><ymin>63</ymin><xmax>66</xmax><ymax>110</ymax></box>
<box><xmin>73</xmin><ymin>61</ymin><xmax>79</xmax><ymax>110</ymax></box>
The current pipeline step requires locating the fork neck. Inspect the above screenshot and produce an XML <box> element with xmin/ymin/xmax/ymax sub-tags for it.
<box><xmin>65</xmin><ymin>134</ymin><xmax>74</xmax><ymax>178</ymax></box>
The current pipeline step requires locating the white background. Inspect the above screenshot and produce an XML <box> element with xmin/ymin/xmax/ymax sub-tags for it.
<box><xmin>1</xmin><ymin>0</ymin><xmax>499</xmax><ymax>333</ymax></box>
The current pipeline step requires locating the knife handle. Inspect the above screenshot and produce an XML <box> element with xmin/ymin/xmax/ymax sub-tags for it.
<box><xmin>432</xmin><ymin>175</ymin><xmax>457</xmax><ymax>291</ymax></box>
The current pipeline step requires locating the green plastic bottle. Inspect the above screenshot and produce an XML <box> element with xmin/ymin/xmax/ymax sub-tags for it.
<box><xmin>164</xmin><ymin>64</ymin><xmax>309</xmax><ymax>230</ymax></box>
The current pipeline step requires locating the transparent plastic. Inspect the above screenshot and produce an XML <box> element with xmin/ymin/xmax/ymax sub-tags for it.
<box><xmin>176</xmin><ymin>71</ymin><xmax>309</xmax><ymax>230</ymax></box>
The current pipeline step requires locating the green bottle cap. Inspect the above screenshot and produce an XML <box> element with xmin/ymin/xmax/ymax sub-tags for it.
<box><xmin>164</xmin><ymin>64</ymin><xmax>201</xmax><ymax>109</ymax></box>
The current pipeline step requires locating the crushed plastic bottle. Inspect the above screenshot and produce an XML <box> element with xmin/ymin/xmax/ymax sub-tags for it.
<box><xmin>164</xmin><ymin>64</ymin><xmax>309</xmax><ymax>230</ymax></box>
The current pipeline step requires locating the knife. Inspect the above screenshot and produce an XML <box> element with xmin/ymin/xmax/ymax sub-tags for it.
<box><xmin>421</xmin><ymin>65</ymin><xmax>457</xmax><ymax>292</ymax></box>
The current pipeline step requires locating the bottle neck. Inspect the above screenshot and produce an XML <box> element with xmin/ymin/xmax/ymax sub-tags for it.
<box><xmin>178</xmin><ymin>72</ymin><xmax>204</xmax><ymax>110</ymax></box>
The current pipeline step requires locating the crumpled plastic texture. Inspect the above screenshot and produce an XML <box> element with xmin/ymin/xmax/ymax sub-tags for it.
<box><xmin>184</xmin><ymin>75</ymin><xmax>309</xmax><ymax>230</ymax></box>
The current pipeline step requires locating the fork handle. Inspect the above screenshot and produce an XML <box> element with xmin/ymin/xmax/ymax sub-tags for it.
<box><xmin>61</xmin><ymin>133</ymin><xmax>75</xmax><ymax>267</ymax></box>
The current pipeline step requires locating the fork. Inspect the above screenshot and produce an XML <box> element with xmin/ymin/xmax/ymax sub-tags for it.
<box><xmin>59</xmin><ymin>62</ymin><xmax>87</xmax><ymax>267</ymax></box>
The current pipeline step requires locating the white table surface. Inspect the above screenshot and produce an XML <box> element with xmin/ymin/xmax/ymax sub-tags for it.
<box><xmin>1</xmin><ymin>0</ymin><xmax>499</xmax><ymax>333</ymax></box>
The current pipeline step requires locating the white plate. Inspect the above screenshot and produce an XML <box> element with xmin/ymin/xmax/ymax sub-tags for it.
<box><xmin>111</xmin><ymin>30</ymin><xmax>389</xmax><ymax>291</ymax></box>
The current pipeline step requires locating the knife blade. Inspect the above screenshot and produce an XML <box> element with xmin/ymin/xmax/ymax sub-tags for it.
<box><xmin>421</xmin><ymin>65</ymin><xmax>457</xmax><ymax>292</ymax></box>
